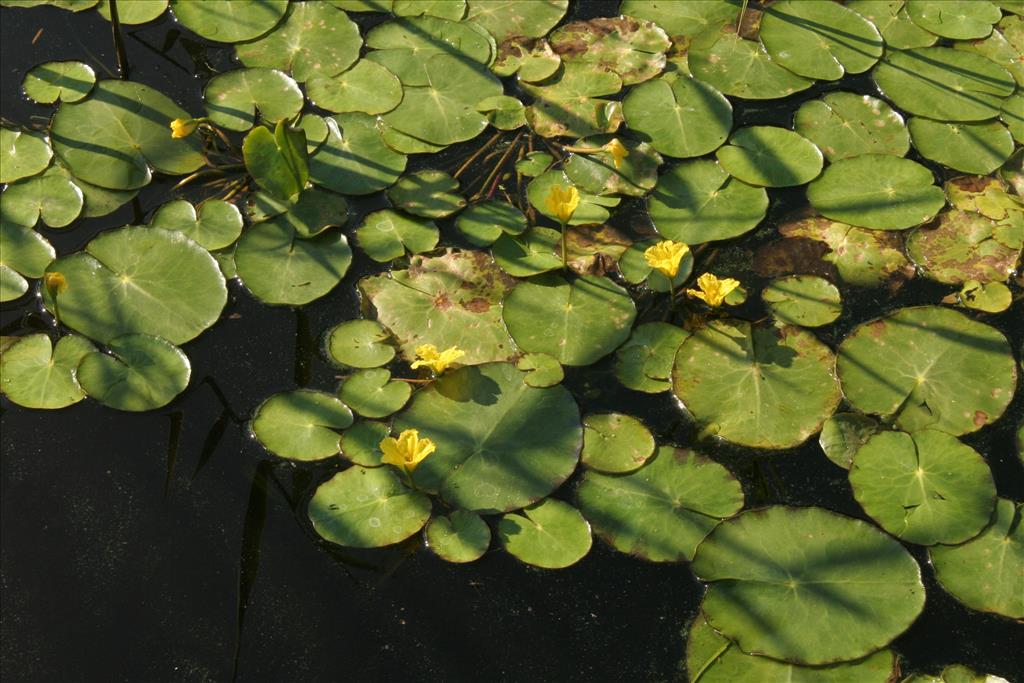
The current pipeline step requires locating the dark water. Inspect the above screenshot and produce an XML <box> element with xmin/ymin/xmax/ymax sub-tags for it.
<box><xmin>2</xmin><ymin>3</ymin><xmax>1023</xmax><ymax>681</ymax></box>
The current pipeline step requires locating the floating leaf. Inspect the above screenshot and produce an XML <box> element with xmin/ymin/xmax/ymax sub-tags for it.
<box><xmin>204</xmin><ymin>68</ymin><xmax>303</xmax><ymax>131</ymax></box>
<box><xmin>149</xmin><ymin>198</ymin><xmax>243</xmax><ymax>250</ymax></box>
<box><xmin>622</xmin><ymin>75</ymin><xmax>731</xmax><ymax>159</ymax></box>
<box><xmin>252</xmin><ymin>389</ymin><xmax>353</xmax><ymax>461</ymax></box>
<box><xmin>762</xmin><ymin>276</ymin><xmax>842</xmax><ymax>327</ymax></box>
<box><xmin>490</xmin><ymin>228</ymin><xmax>563</xmax><ymax>277</ymax></box>
<box><xmin>614</xmin><ymin>322</ymin><xmax>688</xmax><ymax>394</ymax></box>
<box><xmin>393</xmin><ymin>0</ymin><xmax>465</xmax><ymax>19</ymax></box>
<box><xmin>356</xmin><ymin>209</ymin><xmax>438</xmax><ymax>263</ymax></box>
<box><xmin>715</xmin><ymin>126</ymin><xmax>823</xmax><ymax>188</ymax></box>
<box><xmin>455</xmin><ymin>200</ymin><xmax>527</xmax><ymax>247</ymax></box>
<box><xmin>580</xmin><ymin>413</ymin><xmax>655</xmax><ymax>474</ymax></box>
<box><xmin>1002</xmin><ymin>91</ymin><xmax>1024</xmax><ymax>143</ymax></box>
<box><xmin>0</xmin><ymin>219</ymin><xmax>54</xmax><ymax>302</ymax></box>
<box><xmin>0</xmin><ymin>334</ymin><xmax>93</xmax><ymax>409</ymax></box>
<box><xmin>516</xmin><ymin>352</ymin><xmax>563</xmax><ymax>388</ymax></box>
<box><xmin>1</xmin><ymin>165</ymin><xmax>83</xmax><ymax>228</ymax></box>
<box><xmin>249</xmin><ymin>187</ymin><xmax>348</xmax><ymax>239</ymax></box>
<box><xmin>948</xmin><ymin>280</ymin><xmax>1013</xmax><ymax>313</ymax></box>
<box><xmin>673</xmin><ymin>319</ymin><xmax>842</xmax><ymax>449</ymax></box>
<box><xmin>22</xmin><ymin>60</ymin><xmax>95</xmax><ymax>104</ymax></box>
<box><xmin>549</xmin><ymin>17</ymin><xmax>670</xmax><ymax>86</ymax></box>
<box><xmin>170</xmin><ymin>0</ymin><xmax>288</xmax><ymax>43</ymax></box>
<box><xmin>394</xmin><ymin>362</ymin><xmax>582</xmax><ymax>513</ymax></box>
<box><xmin>689</xmin><ymin>25</ymin><xmax>814</xmax><ymax>100</ymax></box>
<box><xmin>906</xmin><ymin>0</ymin><xmax>1002</xmax><ymax>39</ymax></box>
<box><xmin>910</xmin><ymin>118</ymin><xmax>1014</xmax><ymax>175</ymax></box>
<box><xmin>563</xmin><ymin>224</ymin><xmax>632</xmax><ymax>276</ymax></box>
<box><xmin>338</xmin><ymin>368</ymin><xmax>412</xmax><ymax>419</ymax></box>
<box><xmin>515</xmin><ymin>150</ymin><xmax>554</xmax><ymax>177</ymax></box>
<box><xmin>837</xmin><ymin>306</ymin><xmax>1017</xmax><ymax>435</ymax></box>
<box><xmin>365</xmin><ymin>15</ymin><xmax>492</xmax><ymax>85</ymax></box>
<box><xmin>308</xmin><ymin>465</ymin><xmax>432</xmax><ymax>547</ymax></box>
<box><xmin>387</xmin><ymin>170</ymin><xmax>465</xmax><ymax>219</ymax></box>
<box><xmin>243</xmin><ymin>123</ymin><xmax>308</xmax><ymax>202</ymax></box>
<box><xmin>847</xmin><ymin>0</ymin><xmax>938</xmax><ymax>49</ymax></box>
<box><xmin>819</xmin><ymin>413</ymin><xmax>881</xmax><ymax>470</ymax></box>
<box><xmin>465</xmin><ymin>0</ymin><xmax>567</xmax><ymax>42</ymax></box>
<box><xmin>498</xmin><ymin>498</ymin><xmax>591</xmax><ymax>569</ymax></box>
<box><xmin>307</xmin><ymin>60</ymin><xmax>403</xmax><ymax>115</ymax></box>
<box><xmin>326</xmin><ymin>319</ymin><xmax>395</xmax><ymax>369</ymax></box>
<box><xmin>57</xmin><ymin>163</ymin><xmax>137</xmax><ymax>218</ymax></box>
<box><xmin>77</xmin><ymin>334</ymin><xmax>190</xmax><ymax>412</ymax></box>
<box><xmin>794</xmin><ymin>92</ymin><xmax>910</xmax><ymax>162</ymax></box>
<box><xmin>0</xmin><ymin>127</ymin><xmax>52</xmax><ymax>185</ymax></box>
<box><xmin>620</xmin><ymin>0</ymin><xmax>739</xmax><ymax>38</ymax></box>
<box><xmin>425</xmin><ymin>510</ymin><xmax>490</xmax><ymax>563</ymax></box>
<box><xmin>906</xmin><ymin>209</ymin><xmax>1022</xmax><ymax>284</ymax></box>
<box><xmin>491</xmin><ymin>37</ymin><xmax>560</xmax><ymax>82</ymax></box>
<box><xmin>377</xmin><ymin>121</ymin><xmax>447</xmax><ymax>155</ymax></box>
<box><xmin>522</xmin><ymin>62</ymin><xmax>624</xmax><ymax>139</ymax></box>
<box><xmin>329</xmin><ymin>0</ymin><xmax>392</xmax><ymax>11</ymax></box>
<box><xmin>309</xmin><ymin>115</ymin><xmax>407</xmax><ymax>196</ymax></box>
<box><xmin>475</xmin><ymin>95</ymin><xmax>525</xmax><ymax>131</ymax></box>
<box><xmin>339</xmin><ymin>421</ymin><xmax>389</xmax><ymax>467</ymax></box>
<box><xmin>96</xmin><ymin>0</ymin><xmax>167</xmax><ymax>24</ymax></box>
<box><xmin>563</xmin><ymin>135</ymin><xmax>662</xmax><ymax>197</ymax></box>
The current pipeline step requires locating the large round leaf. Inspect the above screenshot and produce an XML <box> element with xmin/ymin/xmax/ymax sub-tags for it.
<box><xmin>562</xmin><ymin>134</ymin><xmax>661</xmax><ymax>197</ymax></box>
<box><xmin>908</xmin><ymin>118</ymin><xmax>1014</xmax><ymax>175</ymax></box>
<box><xmin>622</xmin><ymin>75</ymin><xmax>732</xmax><ymax>159</ymax></box>
<box><xmin>465</xmin><ymin>0</ymin><xmax>567</xmax><ymax>42</ymax></box>
<box><xmin>497</xmin><ymin>498</ymin><xmax>591</xmax><ymax>569</ymax></box>
<box><xmin>837</xmin><ymin>306</ymin><xmax>1017</xmax><ymax>435</ymax></box>
<box><xmin>692</xmin><ymin>506</ymin><xmax>926</xmax><ymax>665</ymax></box>
<box><xmin>50</xmin><ymin>80</ymin><xmax>205</xmax><ymax>190</ymax></box>
<box><xmin>42</xmin><ymin>227</ymin><xmax>226</xmax><ymax>345</ymax></box>
<box><xmin>308</xmin><ymin>115</ymin><xmax>407</xmax><ymax>196</ymax></box>
<box><xmin>906</xmin><ymin>208</ymin><xmax>1021</xmax><ymax>284</ymax></box>
<box><xmin>326</xmin><ymin>319</ymin><xmax>395</xmax><ymax>369</ymax></box>
<box><xmin>906</xmin><ymin>0</ymin><xmax>1002</xmax><ymax>39</ymax></box>
<box><xmin>614</xmin><ymin>322</ymin><xmax>688</xmax><ymax>394</ymax></box>
<box><xmin>425</xmin><ymin>510</ymin><xmax>490</xmax><ymax>563</ymax></box>
<box><xmin>672</xmin><ymin>319</ymin><xmax>841</xmax><ymax>449</ymax></box>
<box><xmin>252</xmin><ymin>389</ymin><xmax>354</xmax><ymax>461</ymax></box>
<box><xmin>1</xmin><ymin>165</ymin><xmax>83</xmax><ymax>228</ymax></box>
<box><xmin>0</xmin><ymin>334</ymin><xmax>93</xmax><ymax>409</ymax></box>
<box><xmin>548</xmin><ymin>17</ymin><xmax>670</xmax><ymax>86</ymax></box>
<box><xmin>149</xmin><ymin>198</ymin><xmax>243</xmax><ymax>250</ymax></box>
<box><xmin>356</xmin><ymin>209</ymin><xmax>438</xmax><ymax>263</ymax></box>
<box><xmin>503</xmin><ymin>274</ymin><xmax>636</xmax><ymax>367</ymax></box>
<box><xmin>393</xmin><ymin>362</ymin><xmax>582</xmax><ymax>513</ymax></box>
<box><xmin>338</xmin><ymin>368</ymin><xmax>412</xmax><ymax>419</ymax></box>
<box><xmin>455</xmin><ymin>200</ymin><xmax>527</xmax><ymax>247</ymax></box>
<box><xmin>0</xmin><ymin>127</ymin><xmax>52</xmax><ymax>184</ymax></box>
<box><xmin>386</xmin><ymin>170</ymin><xmax>465</xmax><ymax>219</ymax></box>
<box><xmin>97</xmin><ymin>0</ymin><xmax>167</xmax><ymax>24</ymax></box>
<box><xmin>306</xmin><ymin>60</ymin><xmax>403</xmax><ymax>115</ymax></box>
<box><xmin>620</xmin><ymin>0</ymin><xmax>738</xmax><ymax>38</ymax></box>
<box><xmin>22</xmin><ymin>60</ymin><xmax>96</xmax><ymax>104</ymax></box>
<box><xmin>365</xmin><ymin>15</ymin><xmax>492</xmax><ymax>85</ymax></box>
<box><xmin>847</xmin><ymin>0</ymin><xmax>938</xmax><ymax>49</ymax></box>
<box><xmin>762</xmin><ymin>275</ymin><xmax>842</xmax><ymax>327</ymax></box>
<box><xmin>204</xmin><ymin>68</ymin><xmax>303</xmax><ymax>131</ymax></box>
<box><xmin>77</xmin><ymin>334</ymin><xmax>190</xmax><ymax>411</ymax></box>
<box><xmin>715</xmin><ymin>126</ymin><xmax>823</xmax><ymax>187</ymax></box>
<box><xmin>0</xmin><ymin>219</ymin><xmax>54</xmax><ymax>301</ymax></box>
<box><xmin>580</xmin><ymin>413</ymin><xmax>655</xmax><ymax>474</ymax></box>
<box><xmin>794</xmin><ymin>92</ymin><xmax>910</xmax><ymax>162</ymax></box>
<box><xmin>521</xmin><ymin>62</ymin><xmax>624</xmax><ymax>139</ymax></box>
<box><xmin>170</xmin><ymin>0</ymin><xmax>288</xmax><ymax>43</ymax></box>
<box><xmin>689</xmin><ymin>26</ymin><xmax>814</xmax><ymax>100</ymax></box>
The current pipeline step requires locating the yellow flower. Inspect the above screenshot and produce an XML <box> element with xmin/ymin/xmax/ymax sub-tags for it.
<box><xmin>545</xmin><ymin>184</ymin><xmax>580</xmax><ymax>224</ymax></box>
<box><xmin>43</xmin><ymin>271</ymin><xmax>67</xmax><ymax>295</ymax></box>
<box><xmin>643</xmin><ymin>240</ymin><xmax>690</xmax><ymax>280</ymax></box>
<box><xmin>410</xmin><ymin>344</ymin><xmax>465</xmax><ymax>374</ymax></box>
<box><xmin>169</xmin><ymin>118</ymin><xmax>199</xmax><ymax>138</ymax></box>
<box><xmin>380</xmin><ymin>429</ymin><xmax>436</xmax><ymax>472</ymax></box>
<box><xmin>686</xmin><ymin>273</ymin><xmax>740</xmax><ymax>308</ymax></box>
<box><xmin>603</xmin><ymin>138</ymin><xmax>629</xmax><ymax>169</ymax></box>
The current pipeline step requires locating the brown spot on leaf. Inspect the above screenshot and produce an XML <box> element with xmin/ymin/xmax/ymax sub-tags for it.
<box><xmin>974</xmin><ymin>411</ymin><xmax>988</xmax><ymax>428</ymax></box>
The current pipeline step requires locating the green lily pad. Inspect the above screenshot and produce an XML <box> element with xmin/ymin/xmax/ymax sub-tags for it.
<box><xmin>204</xmin><ymin>68</ymin><xmax>303</xmax><ymax>131</ymax></box>
<box><xmin>716</xmin><ymin>126</ymin><xmax>823</xmax><ymax>188</ymax></box>
<box><xmin>308</xmin><ymin>465</ymin><xmax>432</xmax><ymax>548</ymax></box>
<box><xmin>252</xmin><ymin>389</ymin><xmax>353</xmax><ymax>461</ymax></box>
<box><xmin>807</xmin><ymin>155</ymin><xmax>945</xmax><ymax>230</ymax></box>
<box><xmin>850</xmin><ymin>429</ymin><xmax>996</xmax><ymax>546</ymax></box>
<box><xmin>455</xmin><ymin>201</ymin><xmax>527</xmax><ymax>247</ymax></box>
<box><xmin>0</xmin><ymin>127</ymin><xmax>52</xmax><ymax>185</ymax></box>
<box><xmin>42</xmin><ymin>226</ymin><xmax>226</xmax><ymax>345</ymax></box>
<box><xmin>425</xmin><ymin>510</ymin><xmax>490</xmax><ymax>564</ymax></box>
<box><xmin>906</xmin><ymin>209</ymin><xmax>1022</xmax><ymax>284</ymax></box>
<box><xmin>22</xmin><ymin>60</ymin><xmax>95</xmax><ymax>104</ymax></box>
<box><xmin>693</xmin><ymin>506</ymin><xmax>925</xmax><ymax>665</ymax></box>
<box><xmin>620</xmin><ymin>0</ymin><xmax>739</xmax><ymax>38</ymax></box>
<box><xmin>56</xmin><ymin>164</ymin><xmax>137</xmax><ymax>218</ymax></box>
<box><xmin>377</xmin><ymin>122</ymin><xmax>448</xmax><ymax>155</ymax></box>
<box><xmin>563</xmin><ymin>224</ymin><xmax>632</xmax><ymax>277</ymax></box>
<box><xmin>515</xmin><ymin>151</ymin><xmax>554</xmax><ymax>177</ymax></box>
<box><xmin>97</xmin><ymin>0</ymin><xmax>167</xmax><ymax>24</ymax></box>
<box><xmin>837</xmin><ymin>306</ymin><xmax>1017</xmax><ymax>435</ymax></box>
<box><xmin>949</xmin><ymin>280</ymin><xmax>1014</xmax><ymax>313</ymax></box>
<box><xmin>326</xmin><ymin>319</ymin><xmax>395</xmax><ymax>369</ymax></box>
<box><xmin>476</xmin><ymin>95</ymin><xmax>525</xmax><ymax>130</ymax></box>
<box><xmin>522</xmin><ymin>62</ymin><xmax>624</xmax><ymax>139</ymax></box>
<box><xmin>50</xmin><ymin>79</ymin><xmax>204</xmax><ymax>190</ymax></box>
<box><xmin>673</xmin><ymin>319</ymin><xmax>842</xmax><ymax>449</ymax></box>
<box><xmin>549</xmin><ymin>17</ymin><xmax>670</xmax><ymax>86</ymax></box>
<box><xmin>249</xmin><ymin>187</ymin><xmax>348</xmax><ymax>239</ymax></box>
<box><xmin>393</xmin><ymin>0</ymin><xmax>465</xmax><ymax>19</ymax></box>
<box><xmin>563</xmin><ymin>135</ymin><xmax>662</xmax><ymax>197</ymax></box>
<box><xmin>0</xmin><ymin>0</ymin><xmax>98</xmax><ymax>9</ymax></box>
<box><xmin>491</xmin><ymin>37</ymin><xmax>560</xmax><ymax>82</ymax></box>
<box><xmin>465</xmin><ymin>0</ymin><xmax>567</xmax><ymax>42</ymax></box>
<box><xmin>356</xmin><ymin>209</ymin><xmax>438</xmax><ymax>263</ymax></box>
<box><xmin>0</xmin><ymin>334</ymin><xmax>93</xmax><ymax>409</ymax></box>
<box><xmin>338</xmin><ymin>368</ymin><xmax>412</xmax><ymax>419</ymax></box>
<box><xmin>689</xmin><ymin>25</ymin><xmax>814</xmax><ymax>100</ymax></box>
<box><xmin>490</xmin><ymin>228</ymin><xmax>563</xmax><ymax>277</ymax></box>
<box><xmin>910</xmin><ymin>118</ymin><xmax>1014</xmax><ymax>175</ymax></box>
<box><xmin>309</xmin><ymin>115</ymin><xmax>407</xmax><ymax>196</ymax></box>
<box><xmin>819</xmin><ymin>413</ymin><xmax>881</xmax><ymax>470</ymax></box>
<box><xmin>760</xmin><ymin>0</ymin><xmax>883</xmax><ymax>81</ymax></box>
<box><xmin>649</xmin><ymin>160</ymin><xmax>768</xmax><ymax>244</ymax></box>
<box><xmin>235</xmin><ymin>222</ymin><xmax>352</xmax><ymax>306</ymax></box>
<box><xmin>957</xmin><ymin>15</ymin><xmax>1024</xmax><ymax>87</ymax></box>
<box><xmin>847</xmin><ymin>0</ymin><xmax>938</xmax><ymax>49</ymax></box>
<box><xmin>614</xmin><ymin>322</ymin><xmax>688</xmax><ymax>394</ymax></box>
<box><xmin>580</xmin><ymin>413</ymin><xmax>655</xmax><ymax>474</ymax></box>
<box><xmin>243</xmin><ymin>122</ymin><xmax>309</xmax><ymax>202</ymax></box>
<box><xmin>762</xmin><ymin>276</ymin><xmax>842</xmax><ymax>327</ymax></box>
<box><xmin>307</xmin><ymin>60</ymin><xmax>403</xmax><ymax>115</ymax></box>
<box><xmin>930</xmin><ymin>498</ymin><xmax>1024</xmax><ymax>619</ymax></box>
<box><xmin>329</xmin><ymin>0</ymin><xmax>392</xmax><ymax>11</ymax></box>
<box><xmin>578</xmin><ymin>446</ymin><xmax>743</xmax><ymax>562</ymax></box>
<box><xmin>906</xmin><ymin>0</ymin><xmax>1001</xmax><ymax>39</ymax></box>
<box><xmin>503</xmin><ymin>274</ymin><xmax>636</xmax><ymax>367</ymax></box>
<box><xmin>794</xmin><ymin>92</ymin><xmax>910</xmax><ymax>162</ymax></box>
<box><xmin>340</xmin><ymin>420</ymin><xmax>390</xmax><ymax>467</ymax></box>
<box><xmin>685</xmin><ymin>613</ymin><xmax>897</xmax><ymax>683</ymax></box>
<box><xmin>1001</xmin><ymin>91</ymin><xmax>1024</xmax><ymax>143</ymax></box>
<box><xmin>360</xmin><ymin>250</ymin><xmax>517</xmax><ymax>365</ymax></box>
<box><xmin>498</xmin><ymin>498</ymin><xmax>591</xmax><ymax>569</ymax></box>
<box><xmin>297</xmin><ymin>114</ymin><xmax>329</xmax><ymax>154</ymax></box>
<box><xmin>873</xmin><ymin>48</ymin><xmax>1016</xmax><ymax>122</ymax></box>
<box><xmin>77</xmin><ymin>334</ymin><xmax>189</xmax><ymax>411</ymax></box>
<box><xmin>170</xmin><ymin>0</ymin><xmax>288</xmax><ymax>43</ymax></box>
<box><xmin>527</xmin><ymin>171</ymin><xmax>621</xmax><ymax>226</ymax></box>
<box><xmin>0</xmin><ymin>268</ymin><xmax>28</xmax><ymax>302</ymax></box>
<box><xmin>0</xmin><ymin>219</ymin><xmax>54</xmax><ymax>302</ymax></box>
<box><xmin>365</xmin><ymin>15</ymin><xmax>492</xmax><ymax>85</ymax></box>
<box><xmin>622</xmin><ymin>75</ymin><xmax>731</xmax><ymax>159</ymax></box>
<box><xmin>234</xmin><ymin>2</ymin><xmax>361</xmax><ymax>82</ymax></box>
<box><xmin>1</xmin><ymin>165</ymin><xmax>83</xmax><ymax>228</ymax></box>
<box><xmin>387</xmin><ymin>170</ymin><xmax>465</xmax><ymax>219</ymax></box>
<box><xmin>394</xmin><ymin>362</ymin><xmax>582</xmax><ymax>513</ymax></box>
<box><xmin>149</xmin><ymin>198</ymin><xmax>243</xmax><ymax>250</ymax></box>
<box><xmin>516</xmin><ymin>352</ymin><xmax>563</xmax><ymax>388</ymax></box>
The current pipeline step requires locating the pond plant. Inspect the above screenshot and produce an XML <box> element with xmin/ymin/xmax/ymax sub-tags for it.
<box><xmin>1</xmin><ymin>0</ymin><xmax>1022</xmax><ymax>680</ymax></box>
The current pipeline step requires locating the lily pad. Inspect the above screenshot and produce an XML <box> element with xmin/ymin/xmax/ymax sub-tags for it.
<box><xmin>516</xmin><ymin>352</ymin><xmax>563</xmax><ymax>388</ymax></box>
<box><xmin>837</xmin><ymin>306</ymin><xmax>1017</xmax><ymax>435</ymax></box>
<box><xmin>393</xmin><ymin>0</ymin><xmax>465</xmax><ymax>19</ymax></box>
<box><xmin>252</xmin><ymin>389</ymin><xmax>353</xmax><ymax>461</ymax></box>
<box><xmin>356</xmin><ymin>209</ymin><xmax>438</xmax><ymax>263</ymax></box>
<box><xmin>465</xmin><ymin>0</ymin><xmax>567</xmax><ymax>42</ymax></box>
<box><xmin>57</xmin><ymin>164</ymin><xmax>137</xmax><ymax>218</ymax></box>
<box><xmin>549</xmin><ymin>17</ymin><xmax>670</xmax><ymax>86</ymax></box>
<box><xmin>490</xmin><ymin>228</ymin><xmax>563</xmax><ymax>277</ymax></box>
<box><xmin>872</xmin><ymin>48</ymin><xmax>1015</xmax><ymax>122</ymax></box>
<box><xmin>909</xmin><ymin>118</ymin><xmax>1014</xmax><ymax>175</ymax></box>
<box><xmin>930</xmin><ymin>498</ymin><xmax>1024</xmax><ymax>619</ymax></box>
<box><xmin>170</xmin><ymin>0</ymin><xmax>288</xmax><ymax>43</ymax></box>
<box><xmin>393</xmin><ymin>362</ymin><xmax>582</xmax><ymax>513</ymax></box>
<box><xmin>42</xmin><ymin>226</ymin><xmax>226</xmax><ymax>345</ymax></box>
<box><xmin>96</xmin><ymin>0</ymin><xmax>167</xmax><ymax>23</ymax></box>
<box><xmin>50</xmin><ymin>79</ymin><xmax>204</xmax><ymax>190</ymax></box>
<box><xmin>850</xmin><ymin>429</ymin><xmax>997</xmax><ymax>546</ymax></box>
<box><xmin>360</xmin><ymin>250</ymin><xmax>517</xmax><ymax>365</ymax></box>
<box><xmin>622</xmin><ymin>75</ymin><xmax>732</xmax><ymax>159</ymax></box>
<box><xmin>522</xmin><ymin>62</ymin><xmax>624</xmax><ymax>139</ymax></box>
<box><xmin>957</xmin><ymin>15</ymin><xmax>1024</xmax><ymax>87</ymax></box>
<box><xmin>307</xmin><ymin>60</ymin><xmax>403</xmax><ymax>115</ymax></box>
<box><xmin>563</xmin><ymin>135</ymin><xmax>662</xmax><ymax>197</ymax></box>
<box><xmin>22</xmin><ymin>60</ymin><xmax>95</xmax><ymax>104</ymax></box>
<box><xmin>949</xmin><ymin>280</ymin><xmax>1014</xmax><ymax>313</ymax></box>
<box><xmin>340</xmin><ymin>420</ymin><xmax>390</xmax><ymax>467</ymax></box>
<box><xmin>527</xmin><ymin>171</ymin><xmax>621</xmax><ymax>226</ymax></box>
<box><xmin>387</xmin><ymin>170</ymin><xmax>465</xmax><ymax>219</ymax></box>
<box><xmin>1002</xmin><ymin>91</ymin><xmax>1024</xmax><ymax>143</ymax></box>
<box><xmin>326</xmin><ymin>319</ymin><xmax>395</xmax><ymax>369</ymax></box>
<box><xmin>819</xmin><ymin>413</ymin><xmax>881</xmax><ymax>470</ymax></box>
<box><xmin>77</xmin><ymin>334</ymin><xmax>190</xmax><ymax>412</ymax></box>
<box><xmin>365</xmin><ymin>15</ymin><xmax>492</xmax><ymax>85</ymax></box>
<box><xmin>338</xmin><ymin>368</ymin><xmax>412</xmax><ymax>419</ymax></box>
<box><xmin>308</xmin><ymin>465</ymin><xmax>432</xmax><ymax>548</ymax></box>
<box><xmin>580</xmin><ymin>413</ymin><xmax>655</xmax><ymax>474</ymax></box>
<box><xmin>578</xmin><ymin>446</ymin><xmax>743</xmax><ymax>562</ymax></box>
<box><xmin>249</xmin><ymin>187</ymin><xmax>348</xmax><ymax>239</ymax></box>
<box><xmin>847</xmin><ymin>0</ymin><xmax>938</xmax><ymax>49</ymax></box>
<box><xmin>716</xmin><ymin>126</ymin><xmax>823</xmax><ymax>188</ymax></box>
<box><xmin>503</xmin><ymin>274</ymin><xmax>636</xmax><ymax>367</ymax></box>
<box><xmin>563</xmin><ymin>224</ymin><xmax>632</xmax><ymax>276</ymax></box>
<box><xmin>1</xmin><ymin>165</ymin><xmax>83</xmax><ymax>228</ymax></box>
<box><xmin>234</xmin><ymin>2</ymin><xmax>361</xmax><ymax>82</ymax></box>
<box><xmin>673</xmin><ymin>319</ymin><xmax>842</xmax><ymax>449</ymax></box>
<box><xmin>515</xmin><ymin>151</ymin><xmax>554</xmax><ymax>177</ymax></box>
<box><xmin>794</xmin><ymin>92</ymin><xmax>910</xmax><ymax>162</ymax></box>
<box><xmin>760</xmin><ymin>0</ymin><xmax>883</xmax><ymax>81</ymax></box>
<box><xmin>0</xmin><ymin>127</ymin><xmax>52</xmax><ymax>185</ymax></box>
<box><xmin>906</xmin><ymin>0</ymin><xmax>1001</xmax><ymax>39</ymax></box>
<box><xmin>693</xmin><ymin>505</ymin><xmax>925</xmax><ymax>665</ymax></box>
<box><xmin>204</xmin><ymin>68</ymin><xmax>303</xmax><ymax>131</ymax></box>
<box><xmin>455</xmin><ymin>201</ymin><xmax>527</xmax><ymax>247</ymax></box>
<box><xmin>309</xmin><ymin>115</ymin><xmax>407</xmax><ymax>196</ymax></box>
<box><xmin>498</xmin><ymin>498</ymin><xmax>591</xmax><ymax>569</ymax></box>
<box><xmin>377</xmin><ymin>122</ymin><xmax>448</xmax><ymax>155</ymax></box>
<box><xmin>476</xmin><ymin>95</ymin><xmax>525</xmax><ymax>131</ymax></box>
<box><xmin>906</xmin><ymin>209</ymin><xmax>1022</xmax><ymax>284</ymax></box>
<box><xmin>620</xmin><ymin>0</ymin><xmax>739</xmax><ymax>38</ymax></box>
<box><xmin>425</xmin><ymin>511</ymin><xmax>490</xmax><ymax>564</ymax></box>
<box><xmin>614</xmin><ymin>322</ymin><xmax>688</xmax><ymax>394</ymax></box>
<box><xmin>689</xmin><ymin>25</ymin><xmax>814</xmax><ymax>100</ymax></box>
<box><xmin>149</xmin><ymin>198</ymin><xmax>243</xmax><ymax>250</ymax></box>
<box><xmin>807</xmin><ymin>155</ymin><xmax>945</xmax><ymax>230</ymax></box>
<box><xmin>0</xmin><ymin>334</ymin><xmax>93</xmax><ymax>409</ymax></box>
<box><xmin>329</xmin><ymin>0</ymin><xmax>391</xmax><ymax>11</ymax></box>
<box><xmin>0</xmin><ymin>219</ymin><xmax>54</xmax><ymax>302</ymax></box>
<box><xmin>242</xmin><ymin>122</ymin><xmax>308</xmax><ymax>202</ymax></box>
<box><xmin>649</xmin><ymin>160</ymin><xmax>768</xmax><ymax>244</ymax></box>
<box><xmin>762</xmin><ymin>276</ymin><xmax>842</xmax><ymax>327</ymax></box>
<box><xmin>491</xmin><ymin>37</ymin><xmax>560</xmax><ymax>82</ymax></box>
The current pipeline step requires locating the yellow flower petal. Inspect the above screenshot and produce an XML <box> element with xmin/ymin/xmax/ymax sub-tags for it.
<box><xmin>643</xmin><ymin>240</ymin><xmax>690</xmax><ymax>280</ymax></box>
<box><xmin>685</xmin><ymin>273</ymin><xmax>740</xmax><ymax>308</ymax></box>
<box><xmin>410</xmin><ymin>344</ymin><xmax>465</xmax><ymax>374</ymax></box>
<box><xmin>545</xmin><ymin>184</ymin><xmax>580</xmax><ymax>224</ymax></box>
<box><xmin>603</xmin><ymin>138</ymin><xmax>629</xmax><ymax>169</ymax></box>
<box><xmin>43</xmin><ymin>271</ymin><xmax>67</xmax><ymax>295</ymax></box>
<box><xmin>380</xmin><ymin>428</ymin><xmax>436</xmax><ymax>472</ymax></box>
<box><xmin>169</xmin><ymin>118</ymin><xmax>198</xmax><ymax>139</ymax></box>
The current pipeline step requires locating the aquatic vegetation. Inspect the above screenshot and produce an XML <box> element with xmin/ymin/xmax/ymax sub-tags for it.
<box><xmin>0</xmin><ymin>0</ymin><xmax>1022</xmax><ymax>679</ymax></box>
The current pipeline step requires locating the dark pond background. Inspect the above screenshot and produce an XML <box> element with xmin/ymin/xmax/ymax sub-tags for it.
<box><xmin>2</xmin><ymin>2</ymin><xmax>1023</xmax><ymax>681</ymax></box>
